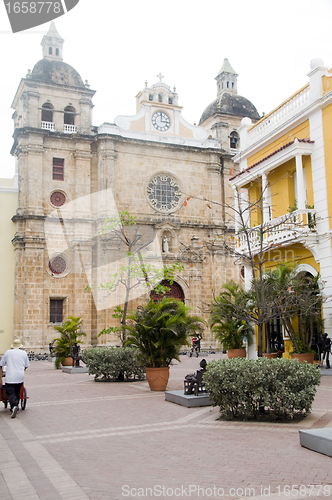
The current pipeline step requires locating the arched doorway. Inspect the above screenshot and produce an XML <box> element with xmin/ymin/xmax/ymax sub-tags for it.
<box><xmin>150</xmin><ymin>280</ymin><xmax>185</xmax><ymax>302</ymax></box>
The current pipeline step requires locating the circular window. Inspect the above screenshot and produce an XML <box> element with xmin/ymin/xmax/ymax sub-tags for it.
<box><xmin>49</xmin><ymin>256</ymin><xmax>67</xmax><ymax>275</ymax></box>
<box><xmin>50</xmin><ymin>191</ymin><xmax>66</xmax><ymax>207</ymax></box>
<box><xmin>147</xmin><ymin>174</ymin><xmax>181</xmax><ymax>213</ymax></box>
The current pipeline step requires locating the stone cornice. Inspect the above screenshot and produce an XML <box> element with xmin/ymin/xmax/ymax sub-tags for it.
<box><xmin>12</xmin><ymin>214</ymin><xmax>46</xmax><ymax>222</ymax></box>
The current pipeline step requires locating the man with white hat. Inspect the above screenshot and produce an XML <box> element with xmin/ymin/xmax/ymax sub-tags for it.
<box><xmin>0</xmin><ymin>339</ymin><xmax>29</xmax><ymax>418</ymax></box>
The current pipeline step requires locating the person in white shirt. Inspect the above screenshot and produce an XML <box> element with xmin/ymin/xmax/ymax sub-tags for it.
<box><xmin>0</xmin><ymin>339</ymin><xmax>29</xmax><ymax>418</ymax></box>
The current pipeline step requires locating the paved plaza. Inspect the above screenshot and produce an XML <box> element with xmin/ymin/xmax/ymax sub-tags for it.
<box><xmin>1</xmin><ymin>353</ymin><xmax>332</xmax><ymax>500</ymax></box>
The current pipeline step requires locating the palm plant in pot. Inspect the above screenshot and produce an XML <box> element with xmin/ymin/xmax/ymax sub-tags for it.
<box><xmin>209</xmin><ymin>282</ymin><xmax>253</xmax><ymax>358</ymax></box>
<box><xmin>53</xmin><ymin>316</ymin><xmax>86</xmax><ymax>369</ymax></box>
<box><xmin>125</xmin><ymin>298</ymin><xmax>205</xmax><ymax>390</ymax></box>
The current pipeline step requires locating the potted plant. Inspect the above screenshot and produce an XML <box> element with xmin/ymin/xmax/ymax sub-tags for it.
<box><xmin>125</xmin><ymin>298</ymin><xmax>205</xmax><ymax>391</ymax></box>
<box><xmin>209</xmin><ymin>282</ymin><xmax>253</xmax><ymax>358</ymax></box>
<box><xmin>53</xmin><ymin>316</ymin><xmax>86</xmax><ymax>369</ymax></box>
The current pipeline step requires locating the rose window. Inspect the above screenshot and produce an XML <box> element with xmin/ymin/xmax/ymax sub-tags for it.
<box><xmin>49</xmin><ymin>256</ymin><xmax>67</xmax><ymax>275</ymax></box>
<box><xmin>50</xmin><ymin>191</ymin><xmax>66</xmax><ymax>207</ymax></box>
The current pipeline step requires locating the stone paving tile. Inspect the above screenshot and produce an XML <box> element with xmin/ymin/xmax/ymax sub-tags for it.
<box><xmin>1</xmin><ymin>355</ymin><xmax>332</xmax><ymax>499</ymax></box>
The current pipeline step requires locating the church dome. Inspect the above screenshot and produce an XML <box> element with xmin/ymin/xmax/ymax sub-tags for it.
<box><xmin>30</xmin><ymin>59</ymin><xmax>85</xmax><ymax>88</ymax></box>
<box><xmin>199</xmin><ymin>92</ymin><xmax>260</xmax><ymax>124</ymax></box>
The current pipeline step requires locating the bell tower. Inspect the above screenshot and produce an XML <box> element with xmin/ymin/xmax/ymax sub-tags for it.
<box><xmin>41</xmin><ymin>22</ymin><xmax>64</xmax><ymax>61</ymax></box>
<box><xmin>215</xmin><ymin>58</ymin><xmax>238</xmax><ymax>97</ymax></box>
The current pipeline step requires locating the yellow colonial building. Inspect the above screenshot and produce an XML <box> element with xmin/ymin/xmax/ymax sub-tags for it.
<box><xmin>230</xmin><ymin>58</ymin><xmax>332</xmax><ymax>357</ymax></box>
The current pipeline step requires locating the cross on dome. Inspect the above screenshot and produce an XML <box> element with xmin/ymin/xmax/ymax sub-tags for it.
<box><xmin>157</xmin><ymin>72</ymin><xmax>164</xmax><ymax>83</ymax></box>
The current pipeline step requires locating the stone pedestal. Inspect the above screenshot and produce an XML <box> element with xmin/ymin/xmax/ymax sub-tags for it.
<box><xmin>165</xmin><ymin>390</ymin><xmax>212</xmax><ymax>407</ymax></box>
<box><xmin>299</xmin><ymin>428</ymin><xmax>332</xmax><ymax>458</ymax></box>
<box><xmin>61</xmin><ymin>366</ymin><xmax>89</xmax><ymax>374</ymax></box>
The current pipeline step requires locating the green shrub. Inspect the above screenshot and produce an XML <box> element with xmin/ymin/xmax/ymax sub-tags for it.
<box><xmin>82</xmin><ymin>347</ymin><xmax>145</xmax><ymax>382</ymax></box>
<box><xmin>204</xmin><ymin>358</ymin><xmax>321</xmax><ymax>421</ymax></box>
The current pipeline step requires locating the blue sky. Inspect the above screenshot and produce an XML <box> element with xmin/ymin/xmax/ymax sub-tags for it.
<box><xmin>1</xmin><ymin>0</ymin><xmax>332</xmax><ymax>178</ymax></box>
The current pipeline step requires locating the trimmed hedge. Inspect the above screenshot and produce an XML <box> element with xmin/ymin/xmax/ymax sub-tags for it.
<box><xmin>204</xmin><ymin>358</ymin><xmax>321</xmax><ymax>421</ymax></box>
<box><xmin>82</xmin><ymin>347</ymin><xmax>145</xmax><ymax>382</ymax></box>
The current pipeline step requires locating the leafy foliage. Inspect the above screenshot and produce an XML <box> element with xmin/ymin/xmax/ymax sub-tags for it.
<box><xmin>204</xmin><ymin>357</ymin><xmax>321</xmax><ymax>421</ymax></box>
<box><xmin>53</xmin><ymin>316</ymin><xmax>86</xmax><ymax>369</ymax></box>
<box><xmin>209</xmin><ymin>282</ymin><xmax>253</xmax><ymax>349</ymax></box>
<box><xmin>262</xmin><ymin>263</ymin><xmax>324</xmax><ymax>353</ymax></box>
<box><xmin>82</xmin><ymin>347</ymin><xmax>145</xmax><ymax>381</ymax></box>
<box><xmin>125</xmin><ymin>298</ymin><xmax>205</xmax><ymax>367</ymax></box>
<box><xmin>95</xmin><ymin>210</ymin><xmax>184</xmax><ymax>345</ymax></box>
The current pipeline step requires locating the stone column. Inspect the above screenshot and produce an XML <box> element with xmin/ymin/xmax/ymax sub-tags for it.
<box><xmin>207</xmin><ymin>153</ymin><xmax>222</xmax><ymax>225</ymax></box>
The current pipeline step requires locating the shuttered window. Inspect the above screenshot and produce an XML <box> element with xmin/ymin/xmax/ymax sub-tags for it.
<box><xmin>50</xmin><ymin>299</ymin><xmax>64</xmax><ymax>323</ymax></box>
<box><xmin>53</xmin><ymin>158</ymin><xmax>64</xmax><ymax>181</ymax></box>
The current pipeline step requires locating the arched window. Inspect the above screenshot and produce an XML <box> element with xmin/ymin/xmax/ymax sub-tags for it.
<box><xmin>150</xmin><ymin>280</ymin><xmax>185</xmax><ymax>302</ymax></box>
<box><xmin>158</xmin><ymin>93</ymin><xmax>163</xmax><ymax>103</ymax></box>
<box><xmin>230</xmin><ymin>131</ymin><xmax>239</xmax><ymax>149</ymax></box>
<box><xmin>168</xmin><ymin>97</ymin><xmax>173</xmax><ymax>105</ymax></box>
<box><xmin>41</xmin><ymin>103</ymin><xmax>54</xmax><ymax>123</ymax></box>
<box><xmin>56</xmin><ymin>48</ymin><xmax>59</xmax><ymax>56</ymax></box>
<box><xmin>49</xmin><ymin>47</ymin><xmax>52</xmax><ymax>55</ymax></box>
<box><xmin>64</xmin><ymin>106</ymin><xmax>75</xmax><ymax>125</ymax></box>
<box><xmin>149</xmin><ymin>94</ymin><xmax>153</xmax><ymax>101</ymax></box>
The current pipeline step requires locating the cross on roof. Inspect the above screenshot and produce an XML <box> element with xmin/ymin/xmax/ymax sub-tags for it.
<box><xmin>157</xmin><ymin>72</ymin><xmax>164</xmax><ymax>83</ymax></box>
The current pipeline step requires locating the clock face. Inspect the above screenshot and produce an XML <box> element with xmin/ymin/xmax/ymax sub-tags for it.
<box><xmin>151</xmin><ymin>111</ymin><xmax>170</xmax><ymax>132</ymax></box>
<box><xmin>147</xmin><ymin>174</ymin><xmax>181</xmax><ymax>213</ymax></box>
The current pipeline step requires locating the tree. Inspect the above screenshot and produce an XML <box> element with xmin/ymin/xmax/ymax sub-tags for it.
<box><xmin>93</xmin><ymin>211</ymin><xmax>183</xmax><ymax>345</ymax></box>
<box><xmin>183</xmin><ymin>177</ymin><xmax>321</xmax><ymax>356</ymax></box>
<box><xmin>263</xmin><ymin>264</ymin><xmax>324</xmax><ymax>353</ymax></box>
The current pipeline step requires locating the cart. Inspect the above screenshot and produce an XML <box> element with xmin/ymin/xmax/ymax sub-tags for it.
<box><xmin>0</xmin><ymin>382</ymin><xmax>28</xmax><ymax>411</ymax></box>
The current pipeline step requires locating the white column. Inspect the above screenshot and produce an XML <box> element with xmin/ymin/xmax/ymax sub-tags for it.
<box><xmin>262</xmin><ymin>172</ymin><xmax>269</xmax><ymax>223</ymax></box>
<box><xmin>234</xmin><ymin>187</ymin><xmax>240</xmax><ymax>232</ymax></box>
<box><xmin>295</xmin><ymin>152</ymin><xmax>305</xmax><ymax>210</ymax></box>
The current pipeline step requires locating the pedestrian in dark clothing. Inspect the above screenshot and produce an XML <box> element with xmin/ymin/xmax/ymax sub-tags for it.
<box><xmin>322</xmin><ymin>333</ymin><xmax>331</xmax><ymax>369</ymax></box>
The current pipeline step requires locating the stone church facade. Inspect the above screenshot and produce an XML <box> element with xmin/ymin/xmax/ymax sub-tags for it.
<box><xmin>10</xmin><ymin>24</ymin><xmax>260</xmax><ymax>350</ymax></box>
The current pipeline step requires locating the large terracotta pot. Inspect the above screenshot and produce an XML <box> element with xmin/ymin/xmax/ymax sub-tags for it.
<box><xmin>145</xmin><ymin>367</ymin><xmax>170</xmax><ymax>391</ymax></box>
<box><xmin>61</xmin><ymin>357</ymin><xmax>72</xmax><ymax>367</ymax></box>
<box><xmin>263</xmin><ymin>353</ymin><xmax>278</xmax><ymax>359</ymax></box>
<box><xmin>291</xmin><ymin>353</ymin><xmax>315</xmax><ymax>364</ymax></box>
<box><xmin>227</xmin><ymin>348</ymin><xmax>246</xmax><ymax>359</ymax></box>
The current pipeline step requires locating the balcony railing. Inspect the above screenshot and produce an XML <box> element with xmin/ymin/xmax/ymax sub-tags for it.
<box><xmin>41</xmin><ymin>121</ymin><xmax>55</xmax><ymax>131</ymax></box>
<box><xmin>235</xmin><ymin>209</ymin><xmax>317</xmax><ymax>254</ymax></box>
<box><xmin>63</xmin><ymin>124</ymin><xmax>77</xmax><ymax>134</ymax></box>
<box><xmin>248</xmin><ymin>85</ymin><xmax>310</xmax><ymax>144</ymax></box>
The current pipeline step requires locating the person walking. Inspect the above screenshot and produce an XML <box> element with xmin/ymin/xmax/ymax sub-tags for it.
<box><xmin>322</xmin><ymin>333</ymin><xmax>331</xmax><ymax>369</ymax></box>
<box><xmin>0</xmin><ymin>338</ymin><xmax>29</xmax><ymax>418</ymax></box>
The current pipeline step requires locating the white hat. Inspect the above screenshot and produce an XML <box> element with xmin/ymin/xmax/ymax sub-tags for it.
<box><xmin>11</xmin><ymin>339</ymin><xmax>23</xmax><ymax>349</ymax></box>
